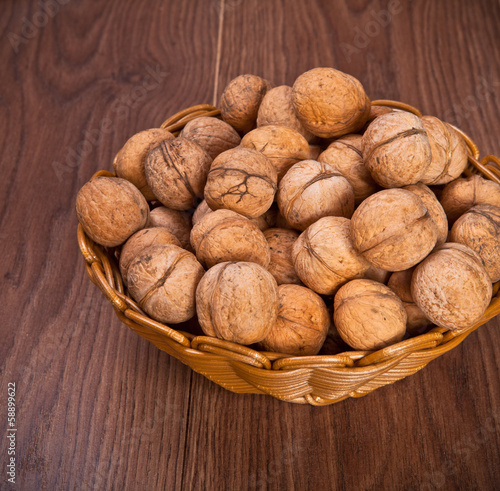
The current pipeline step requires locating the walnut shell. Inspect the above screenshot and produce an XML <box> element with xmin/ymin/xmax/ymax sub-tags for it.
<box><xmin>204</xmin><ymin>147</ymin><xmax>277</xmax><ymax>218</ymax></box>
<box><xmin>292</xmin><ymin>217</ymin><xmax>370</xmax><ymax>295</ymax></box>
<box><xmin>196</xmin><ymin>261</ymin><xmax>279</xmax><ymax>345</ymax></box>
<box><xmin>291</xmin><ymin>67</ymin><xmax>370</xmax><ymax>138</ymax></box>
<box><xmin>148</xmin><ymin>206</ymin><xmax>192</xmax><ymax>251</ymax></box>
<box><xmin>145</xmin><ymin>137</ymin><xmax>212</xmax><ymax>210</ymax></box>
<box><xmin>277</xmin><ymin>160</ymin><xmax>355</xmax><ymax>231</ymax></box>
<box><xmin>309</xmin><ymin>144</ymin><xmax>322</xmax><ymax>161</ymax></box>
<box><xmin>318</xmin><ymin>134</ymin><xmax>378</xmax><ymax>204</ymax></box>
<box><xmin>127</xmin><ymin>244</ymin><xmax>205</xmax><ymax>324</ymax></box>
<box><xmin>334</xmin><ymin>279</ymin><xmax>407</xmax><ymax>351</ymax></box>
<box><xmin>362</xmin><ymin>265</ymin><xmax>391</xmax><ymax>284</ymax></box>
<box><xmin>220</xmin><ymin>74</ymin><xmax>272</xmax><ymax>134</ymax></box>
<box><xmin>411</xmin><ymin>243</ymin><xmax>492</xmax><ymax>330</ymax></box>
<box><xmin>362</xmin><ymin>112</ymin><xmax>431</xmax><ymax>188</ymax></box>
<box><xmin>264</xmin><ymin>228</ymin><xmax>301</xmax><ymax>285</ymax></box>
<box><xmin>113</xmin><ymin>128</ymin><xmax>174</xmax><ymax>201</ymax></box>
<box><xmin>240</xmin><ymin>125</ymin><xmax>310</xmax><ymax>181</ymax></box>
<box><xmin>440</xmin><ymin>174</ymin><xmax>500</xmax><ymax>224</ymax></box>
<box><xmin>190</xmin><ymin>209</ymin><xmax>271</xmax><ymax>268</ymax></box>
<box><xmin>366</xmin><ymin>105</ymin><xmax>394</xmax><ymax>124</ymax></box>
<box><xmin>350</xmin><ymin>189</ymin><xmax>438</xmax><ymax>271</ymax></box>
<box><xmin>259</xmin><ymin>284</ymin><xmax>330</xmax><ymax>356</ymax></box>
<box><xmin>449</xmin><ymin>204</ymin><xmax>500</xmax><ymax>282</ymax></box>
<box><xmin>192</xmin><ymin>199</ymin><xmax>213</xmax><ymax>226</ymax></box>
<box><xmin>76</xmin><ymin>176</ymin><xmax>149</xmax><ymax>247</ymax></box>
<box><xmin>180</xmin><ymin>116</ymin><xmax>241</xmax><ymax>160</ymax></box>
<box><xmin>256</xmin><ymin>85</ymin><xmax>314</xmax><ymax>141</ymax></box>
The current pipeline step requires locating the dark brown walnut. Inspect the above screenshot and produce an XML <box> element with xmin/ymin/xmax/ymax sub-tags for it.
<box><xmin>196</xmin><ymin>261</ymin><xmax>279</xmax><ymax>345</ymax></box>
<box><xmin>190</xmin><ymin>209</ymin><xmax>271</xmax><ymax>268</ymax></box>
<box><xmin>145</xmin><ymin>137</ymin><xmax>212</xmax><ymax>210</ymax></box>
<box><xmin>256</xmin><ymin>85</ymin><xmax>314</xmax><ymax>141</ymax></box>
<box><xmin>259</xmin><ymin>284</ymin><xmax>330</xmax><ymax>356</ymax></box>
<box><xmin>119</xmin><ymin>227</ymin><xmax>181</xmax><ymax>284</ymax></box>
<box><xmin>204</xmin><ymin>147</ymin><xmax>277</xmax><ymax>218</ymax></box>
<box><xmin>292</xmin><ymin>217</ymin><xmax>370</xmax><ymax>295</ymax></box>
<box><xmin>350</xmin><ymin>189</ymin><xmax>438</xmax><ymax>271</ymax></box>
<box><xmin>113</xmin><ymin>128</ymin><xmax>174</xmax><ymax>201</ymax></box>
<box><xmin>220</xmin><ymin>74</ymin><xmax>272</xmax><ymax>134</ymax></box>
<box><xmin>411</xmin><ymin>243</ymin><xmax>492</xmax><ymax>330</ymax></box>
<box><xmin>420</xmin><ymin>116</ymin><xmax>468</xmax><ymax>185</ymax></box>
<box><xmin>309</xmin><ymin>144</ymin><xmax>322</xmax><ymax>161</ymax></box>
<box><xmin>440</xmin><ymin>174</ymin><xmax>500</xmax><ymax>224</ymax></box>
<box><xmin>275</xmin><ymin>209</ymin><xmax>295</xmax><ymax>230</ymax></box>
<box><xmin>241</xmin><ymin>125</ymin><xmax>310</xmax><ymax>181</ymax></box>
<box><xmin>127</xmin><ymin>244</ymin><xmax>205</xmax><ymax>324</ymax></box>
<box><xmin>180</xmin><ymin>116</ymin><xmax>241</xmax><ymax>160</ymax></box>
<box><xmin>450</xmin><ymin>204</ymin><xmax>500</xmax><ymax>282</ymax></box>
<box><xmin>76</xmin><ymin>176</ymin><xmax>149</xmax><ymax>247</ymax></box>
<box><xmin>148</xmin><ymin>206</ymin><xmax>192</xmax><ymax>251</ymax></box>
<box><xmin>291</xmin><ymin>67</ymin><xmax>371</xmax><ymax>138</ymax></box>
<box><xmin>403</xmin><ymin>183</ymin><xmax>448</xmax><ymax>247</ymax></box>
<box><xmin>277</xmin><ymin>160</ymin><xmax>355</xmax><ymax>231</ymax></box>
<box><xmin>264</xmin><ymin>228</ymin><xmax>301</xmax><ymax>285</ymax></box>
<box><xmin>334</xmin><ymin>279</ymin><xmax>407</xmax><ymax>351</ymax></box>
<box><xmin>362</xmin><ymin>111</ymin><xmax>431</xmax><ymax>188</ymax></box>
<box><xmin>318</xmin><ymin>134</ymin><xmax>378</xmax><ymax>204</ymax></box>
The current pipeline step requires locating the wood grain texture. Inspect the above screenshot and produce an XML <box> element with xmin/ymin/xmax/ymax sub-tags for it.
<box><xmin>1</xmin><ymin>0</ymin><xmax>499</xmax><ymax>490</ymax></box>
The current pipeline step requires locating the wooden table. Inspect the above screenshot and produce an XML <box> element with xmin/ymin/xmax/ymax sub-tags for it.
<box><xmin>2</xmin><ymin>0</ymin><xmax>500</xmax><ymax>489</ymax></box>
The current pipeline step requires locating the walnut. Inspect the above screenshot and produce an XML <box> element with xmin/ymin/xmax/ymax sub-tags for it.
<box><xmin>196</xmin><ymin>261</ymin><xmax>279</xmax><ymax>345</ymax></box>
<box><xmin>440</xmin><ymin>174</ymin><xmax>500</xmax><ymax>224</ymax></box>
<box><xmin>363</xmin><ymin>265</ymin><xmax>391</xmax><ymax>284</ymax></box>
<box><xmin>113</xmin><ymin>128</ymin><xmax>174</xmax><ymax>201</ymax></box>
<box><xmin>204</xmin><ymin>147</ymin><xmax>277</xmax><ymax>218</ymax></box>
<box><xmin>190</xmin><ymin>209</ymin><xmax>270</xmax><ymax>268</ymax></box>
<box><xmin>420</xmin><ymin>116</ymin><xmax>468</xmax><ymax>185</ymax></box>
<box><xmin>318</xmin><ymin>134</ymin><xmax>378</xmax><ymax>204</ymax></box>
<box><xmin>292</xmin><ymin>217</ymin><xmax>370</xmax><ymax>295</ymax></box>
<box><xmin>127</xmin><ymin>244</ymin><xmax>205</xmax><ymax>324</ymax></box>
<box><xmin>264</xmin><ymin>228</ymin><xmax>301</xmax><ymax>285</ymax></box>
<box><xmin>180</xmin><ymin>116</ymin><xmax>241</xmax><ymax>160</ymax></box>
<box><xmin>366</xmin><ymin>104</ymin><xmax>394</xmax><ymax>124</ymax></box>
<box><xmin>291</xmin><ymin>67</ymin><xmax>370</xmax><ymax>138</ymax></box>
<box><xmin>192</xmin><ymin>199</ymin><xmax>213</xmax><ymax>226</ymax></box>
<box><xmin>309</xmin><ymin>144</ymin><xmax>322</xmax><ymax>161</ymax></box>
<box><xmin>277</xmin><ymin>160</ymin><xmax>354</xmax><ymax>231</ymax></box>
<box><xmin>145</xmin><ymin>137</ymin><xmax>212</xmax><ymax>210</ymax></box>
<box><xmin>449</xmin><ymin>204</ymin><xmax>500</xmax><ymax>282</ymax></box>
<box><xmin>362</xmin><ymin>111</ymin><xmax>431</xmax><ymax>188</ymax></box>
<box><xmin>220</xmin><ymin>74</ymin><xmax>272</xmax><ymax>133</ymax></box>
<box><xmin>411</xmin><ymin>243</ymin><xmax>492</xmax><ymax>330</ymax></box>
<box><xmin>334</xmin><ymin>279</ymin><xmax>407</xmax><ymax>351</ymax></box>
<box><xmin>259</xmin><ymin>284</ymin><xmax>330</xmax><ymax>355</ymax></box>
<box><xmin>76</xmin><ymin>176</ymin><xmax>149</xmax><ymax>247</ymax></box>
<box><xmin>350</xmin><ymin>189</ymin><xmax>438</xmax><ymax>271</ymax></box>
<box><xmin>240</xmin><ymin>125</ymin><xmax>310</xmax><ymax>181</ymax></box>
<box><xmin>148</xmin><ymin>206</ymin><xmax>192</xmax><ymax>251</ymax></box>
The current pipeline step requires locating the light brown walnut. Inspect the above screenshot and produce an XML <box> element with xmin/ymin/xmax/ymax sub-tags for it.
<box><xmin>264</xmin><ymin>228</ymin><xmax>301</xmax><ymax>285</ymax></box>
<box><xmin>148</xmin><ymin>206</ymin><xmax>192</xmax><ymax>251</ymax></box>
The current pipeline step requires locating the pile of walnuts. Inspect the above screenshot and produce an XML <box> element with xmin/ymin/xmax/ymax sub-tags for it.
<box><xmin>76</xmin><ymin>67</ymin><xmax>500</xmax><ymax>357</ymax></box>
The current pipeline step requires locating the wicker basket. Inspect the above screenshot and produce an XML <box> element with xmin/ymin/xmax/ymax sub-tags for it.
<box><xmin>77</xmin><ymin>101</ymin><xmax>500</xmax><ymax>405</ymax></box>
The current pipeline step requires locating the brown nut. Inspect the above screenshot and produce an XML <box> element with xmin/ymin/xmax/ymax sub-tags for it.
<box><xmin>449</xmin><ymin>204</ymin><xmax>500</xmax><ymax>282</ymax></box>
<box><xmin>291</xmin><ymin>67</ymin><xmax>370</xmax><ymax>138</ymax></box>
<box><xmin>411</xmin><ymin>243</ymin><xmax>492</xmax><ymax>330</ymax></box>
<box><xmin>196</xmin><ymin>261</ymin><xmax>279</xmax><ymax>345</ymax></box>
<box><xmin>264</xmin><ymin>228</ymin><xmax>301</xmax><ymax>285</ymax></box>
<box><xmin>127</xmin><ymin>244</ymin><xmax>205</xmax><ymax>324</ymax></box>
<box><xmin>190</xmin><ymin>209</ymin><xmax>271</xmax><ymax>268</ymax></box>
<box><xmin>420</xmin><ymin>116</ymin><xmax>468</xmax><ymax>185</ymax></box>
<box><xmin>76</xmin><ymin>176</ymin><xmax>149</xmax><ymax>247</ymax></box>
<box><xmin>113</xmin><ymin>128</ymin><xmax>174</xmax><ymax>201</ymax></box>
<box><xmin>362</xmin><ymin>265</ymin><xmax>391</xmax><ymax>284</ymax></box>
<box><xmin>148</xmin><ymin>206</ymin><xmax>192</xmax><ymax>251</ymax></box>
<box><xmin>220</xmin><ymin>74</ymin><xmax>272</xmax><ymax>134</ymax></box>
<box><xmin>350</xmin><ymin>189</ymin><xmax>438</xmax><ymax>271</ymax></box>
<box><xmin>241</xmin><ymin>125</ymin><xmax>310</xmax><ymax>181</ymax></box>
<box><xmin>309</xmin><ymin>144</ymin><xmax>322</xmax><ymax>161</ymax></box>
<box><xmin>259</xmin><ymin>284</ymin><xmax>330</xmax><ymax>356</ymax></box>
<box><xmin>204</xmin><ymin>147</ymin><xmax>277</xmax><ymax>218</ymax></box>
<box><xmin>145</xmin><ymin>137</ymin><xmax>212</xmax><ymax>210</ymax></box>
<box><xmin>192</xmin><ymin>199</ymin><xmax>213</xmax><ymax>226</ymax></box>
<box><xmin>292</xmin><ymin>217</ymin><xmax>370</xmax><ymax>295</ymax></box>
<box><xmin>362</xmin><ymin>111</ymin><xmax>431</xmax><ymax>188</ymax></box>
<box><xmin>440</xmin><ymin>174</ymin><xmax>500</xmax><ymax>224</ymax></box>
<box><xmin>277</xmin><ymin>160</ymin><xmax>355</xmax><ymax>231</ymax></box>
<box><xmin>318</xmin><ymin>134</ymin><xmax>378</xmax><ymax>204</ymax></box>
<box><xmin>180</xmin><ymin>116</ymin><xmax>241</xmax><ymax>160</ymax></box>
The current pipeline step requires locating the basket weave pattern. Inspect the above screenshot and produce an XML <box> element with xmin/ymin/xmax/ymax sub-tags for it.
<box><xmin>77</xmin><ymin>101</ymin><xmax>500</xmax><ymax>405</ymax></box>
